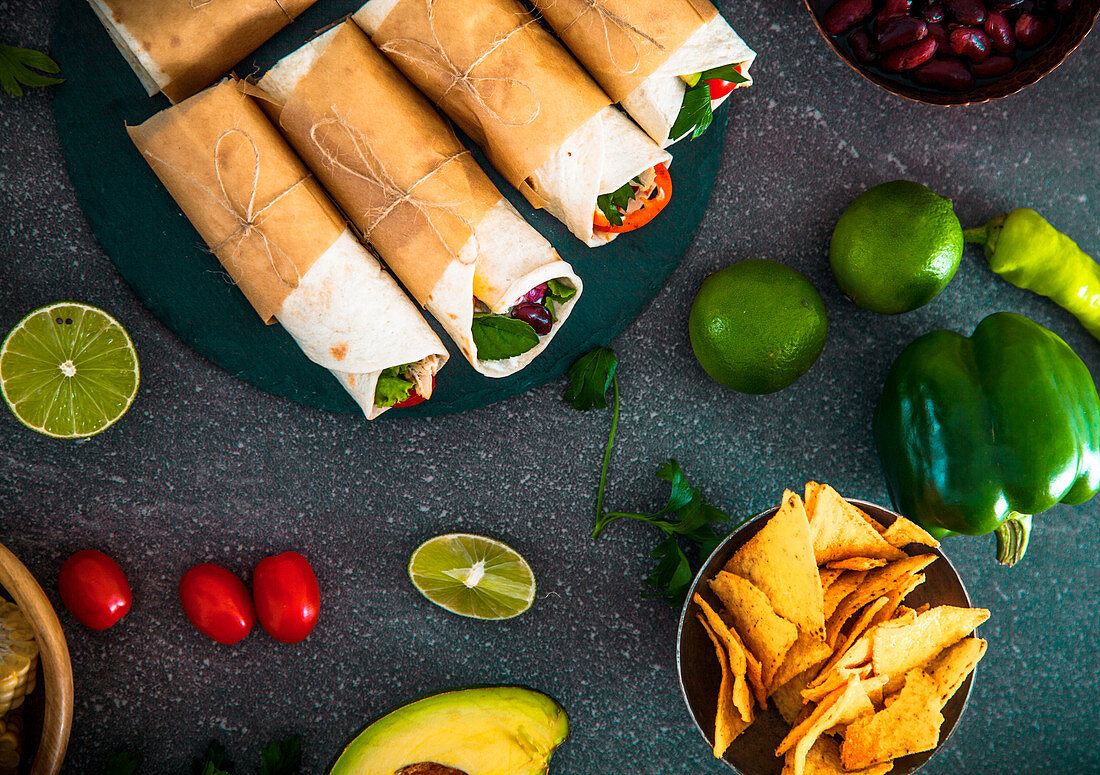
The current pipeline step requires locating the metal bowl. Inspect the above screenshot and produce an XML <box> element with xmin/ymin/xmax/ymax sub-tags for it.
<box><xmin>676</xmin><ymin>498</ymin><xmax>975</xmax><ymax>774</ymax></box>
<box><xmin>804</xmin><ymin>0</ymin><xmax>1100</xmax><ymax>105</ymax></box>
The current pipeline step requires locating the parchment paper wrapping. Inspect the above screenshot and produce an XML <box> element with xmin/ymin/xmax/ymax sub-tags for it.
<box><xmin>258</xmin><ymin>22</ymin><xmax>582</xmax><ymax>377</ymax></box>
<box><xmin>533</xmin><ymin>0</ymin><xmax>755</xmax><ymax>147</ymax></box>
<box><xmin>128</xmin><ymin>80</ymin><xmax>448</xmax><ymax>418</ymax></box>
<box><xmin>354</xmin><ymin>0</ymin><xmax>670</xmax><ymax>247</ymax></box>
<box><xmin>88</xmin><ymin>0</ymin><xmax>319</xmax><ymax>102</ymax></box>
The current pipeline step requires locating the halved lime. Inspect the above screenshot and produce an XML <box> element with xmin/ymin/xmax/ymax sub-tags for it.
<box><xmin>1</xmin><ymin>303</ymin><xmax>139</xmax><ymax>438</ymax></box>
<box><xmin>408</xmin><ymin>534</ymin><xmax>536</xmax><ymax>620</ymax></box>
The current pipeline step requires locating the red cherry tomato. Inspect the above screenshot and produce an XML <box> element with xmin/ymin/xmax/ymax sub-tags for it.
<box><xmin>252</xmin><ymin>552</ymin><xmax>320</xmax><ymax>644</ymax></box>
<box><xmin>57</xmin><ymin>550</ymin><xmax>132</xmax><ymax>630</ymax></box>
<box><xmin>705</xmin><ymin>78</ymin><xmax>739</xmax><ymax>99</ymax></box>
<box><xmin>393</xmin><ymin>375</ymin><xmax>433</xmax><ymax>409</ymax></box>
<box><xmin>593</xmin><ymin>164</ymin><xmax>673</xmax><ymax>234</ymax></box>
<box><xmin>179</xmin><ymin>564</ymin><xmax>255</xmax><ymax>645</ymax></box>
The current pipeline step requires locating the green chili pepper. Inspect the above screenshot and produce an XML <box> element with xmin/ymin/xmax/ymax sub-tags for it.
<box><xmin>964</xmin><ymin>208</ymin><xmax>1100</xmax><ymax>339</ymax></box>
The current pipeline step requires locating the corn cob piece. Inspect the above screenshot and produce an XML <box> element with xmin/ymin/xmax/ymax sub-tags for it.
<box><xmin>0</xmin><ymin>603</ymin><xmax>37</xmax><ymax>717</ymax></box>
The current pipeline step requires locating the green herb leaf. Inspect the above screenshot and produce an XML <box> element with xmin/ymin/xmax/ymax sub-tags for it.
<box><xmin>670</xmin><ymin>80</ymin><xmax>714</xmax><ymax>141</ymax></box>
<box><xmin>373</xmin><ymin>363</ymin><xmax>415</xmax><ymax>408</ymax></box>
<box><xmin>595</xmin><ymin>180</ymin><xmax>636</xmax><ymax>227</ymax></box>
<box><xmin>471</xmin><ymin>314</ymin><xmax>539</xmax><ymax>361</ymax></box>
<box><xmin>545</xmin><ymin>278</ymin><xmax>577</xmax><ymax>307</ymax></box>
<box><xmin>564</xmin><ymin>348</ymin><xmax>617</xmax><ymax>411</ymax></box>
<box><xmin>645</xmin><ymin>536</ymin><xmax>695</xmax><ymax>603</ymax></box>
<box><xmin>256</xmin><ymin>735</ymin><xmax>302</xmax><ymax>775</ymax></box>
<box><xmin>699</xmin><ymin>63</ymin><xmax>750</xmax><ymax>84</ymax></box>
<box><xmin>0</xmin><ymin>44</ymin><xmax>63</xmax><ymax>98</ymax></box>
<box><xmin>105</xmin><ymin>750</ymin><xmax>140</xmax><ymax>775</ymax></box>
<box><xmin>193</xmin><ymin>741</ymin><xmax>232</xmax><ymax>775</ymax></box>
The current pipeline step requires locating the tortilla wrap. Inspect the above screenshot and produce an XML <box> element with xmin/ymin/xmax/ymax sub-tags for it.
<box><xmin>257</xmin><ymin>22</ymin><xmax>582</xmax><ymax>376</ymax></box>
<box><xmin>127</xmin><ymin>80</ymin><xmax>448</xmax><ymax>418</ymax></box>
<box><xmin>353</xmin><ymin>0</ymin><xmax>671</xmax><ymax>246</ymax></box>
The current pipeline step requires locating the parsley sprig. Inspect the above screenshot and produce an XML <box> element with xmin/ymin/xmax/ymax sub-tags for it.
<box><xmin>669</xmin><ymin>63</ymin><xmax>748</xmax><ymax>141</ymax></box>
<box><xmin>565</xmin><ymin>348</ymin><xmax>737</xmax><ymax>602</ymax></box>
<box><xmin>106</xmin><ymin>735</ymin><xmax>302</xmax><ymax>775</ymax></box>
<box><xmin>595</xmin><ymin>177</ymin><xmax>641</xmax><ymax>227</ymax></box>
<box><xmin>0</xmin><ymin>43</ymin><xmax>63</xmax><ymax>97</ymax></box>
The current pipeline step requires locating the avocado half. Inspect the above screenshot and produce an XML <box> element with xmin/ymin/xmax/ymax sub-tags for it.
<box><xmin>330</xmin><ymin>686</ymin><xmax>569</xmax><ymax>775</ymax></box>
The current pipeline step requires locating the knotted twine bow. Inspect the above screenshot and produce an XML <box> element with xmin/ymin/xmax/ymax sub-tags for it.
<box><xmin>309</xmin><ymin>112</ymin><xmax>479</xmax><ymax>267</ymax></box>
<box><xmin>142</xmin><ymin>128</ymin><xmax>308</xmax><ymax>290</ymax></box>
<box><xmin>189</xmin><ymin>0</ymin><xmax>294</xmax><ymax>20</ymax></box>
<box><xmin>543</xmin><ymin>0</ymin><xmax>663</xmax><ymax>75</ymax></box>
<box><xmin>379</xmin><ymin>0</ymin><xmax>541</xmax><ymax>129</ymax></box>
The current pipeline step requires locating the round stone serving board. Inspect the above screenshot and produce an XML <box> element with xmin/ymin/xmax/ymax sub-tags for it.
<box><xmin>50</xmin><ymin>0</ymin><xmax>728</xmax><ymax>416</ymax></box>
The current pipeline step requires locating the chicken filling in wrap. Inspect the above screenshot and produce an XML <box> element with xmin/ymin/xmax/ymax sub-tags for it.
<box><xmin>374</xmin><ymin>360</ymin><xmax>439</xmax><ymax>409</ymax></box>
<box><xmin>593</xmin><ymin>164</ymin><xmax>672</xmax><ymax>235</ymax></box>
<box><xmin>471</xmin><ymin>279</ymin><xmax>578</xmax><ymax>361</ymax></box>
<box><xmin>669</xmin><ymin>63</ymin><xmax>750</xmax><ymax>141</ymax></box>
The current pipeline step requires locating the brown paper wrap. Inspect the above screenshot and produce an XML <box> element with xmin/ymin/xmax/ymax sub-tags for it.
<box><xmin>94</xmin><ymin>0</ymin><xmax>318</xmax><ymax>102</ymax></box>
<box><xmin>532</xmin><ymin>0</ymin><xmax>718</xmax><ymax>102</ymax></box>
<box><xmin>127</xmin><ymin>80</ymin><xmax>345</xmax><ymax>323</ymax></box>
<box><xmin>263</xmin><ymin>23</ymin><xmax>504</xmax><ymax>304</ymax></box>
<box><xmin>366</xmin><ymin>0</ymin><xmax>610</xmax><ymax>207</ymax></box>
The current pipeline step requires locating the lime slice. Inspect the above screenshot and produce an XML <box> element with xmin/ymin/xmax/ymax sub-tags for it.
<box><xmin>408</xmin><ymin>534</ymin><xmax>536</xmax><ymax>620</ymax></box>
<box><xmin>1</xmin><ymin>303</ymin><xmax>139</xmax><ymax>438</ymax></box>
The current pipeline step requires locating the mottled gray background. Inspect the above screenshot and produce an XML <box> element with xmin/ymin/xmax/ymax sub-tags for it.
<box><xmin>2</xmin><ymin>0</ymin><xmax>1099</xmax><ymax>772</ymax></box>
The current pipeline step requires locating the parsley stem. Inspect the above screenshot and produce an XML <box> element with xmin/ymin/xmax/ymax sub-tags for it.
<box><xmin>592</xmin><ymin>375</ymin><xmax>619</xmax><ymax>538</ymax></box>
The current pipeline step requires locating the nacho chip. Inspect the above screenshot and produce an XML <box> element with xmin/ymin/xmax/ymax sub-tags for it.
<box><xmin>804</xmin><ymin>481</ymin><xmax>827</xmax><ymax>521</ymax></box>
<box><xmin>818</xmin><ymin>568</ymin><xmax>843</xmax><ymax>595</ymax></box>
<box><xmin>868</xmin><ymin>574</ymin><xmax>926</xmax><ymax>628</ymax></box>
<box><xmin>811</xmin><ymin>596</ymin><xmax>889</xmax><ymax>688</ymax></box>
<box><xmin>693</xmin><ymin>593</ymin><xmax>759</xmax><ymax>717</ymax></box>
<box><xmin>709</xmin><ymin>571</ymin><xmax>798</xmax><ymax>689</ymax></box>
<box><xmin>926</xmin><ymin>636</ymin><xmax>987</xmax><ymax>706</ymax></box>
<box><xmin>772</xmin><ymin>669</ymin><xmax>815</xmax><ymax>725</ymax></box>
<box><xmin>872</xmin><ymin>605</ymin><xmax>991</xmax><ymax>679</ymax></box>
<box><xmin>698</xmin><ymin>613</ymin><xmax>753</xmax><ymax>757</ymax></box>
<box><xmin>795</xmin><ymin>736</ymin><xmax>893</xmax><ymax>775</ymax></box>
<box><xmin>770</xmin><ymin>627</ymin><xmax>832</xmax><ymax>696</ymax></box>
<box><xmin>805</xmin><ymin>484</ymin><xmax>905</xmax><ymax>564</ymax></box>
<box><xmin>725</xmin><ymin>491</ymin><xmax>825</xmax><ymax>637</ymax></box>
<box><xmin>882</xmin><ymin>514</ymin><xmax>940</xmax><ymax>549</ymax></box>
<box><xmin>808</xmin><ymin>610</ymin><xmax>918</xmax><ymax>696</ymax></box>
<box><xmin>841</xmin><ymin>670</ymin><xmax>943</xmax><ymax>769</ymax></box>
<box><xmin>825</xmin><ymin>554</ymin><xmax>936</xmax><ymax>648</ymax></box>
<box><xmin>822</xmin><ymin>571</ymin><xmax>866</xmax><ymax>620</ymax></box>
<box><xmin>777</xmin><ymin>676</ymin><xmax>876</xmax><ymax>775</ymax></box>
<box><xmin>825</xmin><ymin>557</ymin><xmax>888</xmax><ymax>571</ymax></box>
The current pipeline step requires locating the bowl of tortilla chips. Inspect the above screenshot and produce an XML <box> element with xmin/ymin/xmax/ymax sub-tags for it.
<box><xmin>677</xmin><ymin>483</ymin><xmax>990</xmax><ymax>775</ymax></box>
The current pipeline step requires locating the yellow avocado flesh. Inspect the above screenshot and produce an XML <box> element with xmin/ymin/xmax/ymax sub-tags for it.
<box><xmin>330</xmin><ymin>687</ymin><xmax>569</xmax><ymax>775</ymax></box>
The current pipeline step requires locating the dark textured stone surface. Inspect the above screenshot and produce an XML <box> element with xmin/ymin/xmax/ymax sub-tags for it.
<box><xmin>1</xmin><ymin>0</ymin><xmax>1098</xmax><ymax>773</ymax></box>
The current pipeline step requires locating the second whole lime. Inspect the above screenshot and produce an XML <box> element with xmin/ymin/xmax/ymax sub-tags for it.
<box><xmin>689</xmin><ymin>260</ymin><xmax>827</xmax><ymax>394</ymax></box>
<box><xmin>830</xmin><ymin>180</ymin><xmax>963</xmax><ymax>314</ymax></box>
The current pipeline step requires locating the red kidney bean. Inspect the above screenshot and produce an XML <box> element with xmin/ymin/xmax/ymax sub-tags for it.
<box><xmin>884</xmin><ymin>0</ymin><xmax>915</xmax><ymax>15</ymax></box>
<box><xmin>926</xmin><ymin>21</ymin><xmax>950</xmax><ymax>47</ymax></box>
<box><xmin>881</xmin><ymin>35</ymin><xmax>939</xmax><ymax>69</ymax></box>
<box><xmin>1055</xmin><ymin>0</ymin><xmax>1074</xmax><ymax>12</ymax></box>
<box><xmin>876</xmin><ymin>17</ymin><xmax>930</xmax><ymax>50</ymax></box>
<box><xmin>949</xmin><ymin>26</ymin><xmax>993</xmax><ymax>60</ymax></box>
<box><xmin>993</xmin><ymin>0</ymin><xmax>1024</xmax><ymax>10</ymax></box>
<box><xmin>914</xmin><ymin>57</ymin><xmax>976</xmax><ymax>89</ymax></box>
<box><xmin>945</xmin><ymin>0</ymin><xmax>987</xmax><ymax>24</ymax></box>
<box><xmin>922</xmin><ymin>2</ymin><xmax>946</xmax><ymax>22</ymax></box>
<box><xmin>825</xmin><ymin>0</ymin><xmax>874</xmax><ymax>34</ymax></box>
<box><xmin>984</xmin><ymin>12</ymin><xmax>1016</xmax><ymax>53</ymax></box>
<box><xmin>848</xmin><ymin>28</ymin><xmax>879</xmax><ymax>63</ymax></box>
<box><xmin>511</xmin><ymin>303</ymin><xmax>553</xmax><ymax>335</ymax></box>
<box><xmin>1015</xmin><ymin>13</ymin><xmax>1057</xmax><ymax>46</ymax></box>
<box><xmin>971</xmin><ymin>54</ymin><xmax>1018</xmax><ymax>75</ymax></box>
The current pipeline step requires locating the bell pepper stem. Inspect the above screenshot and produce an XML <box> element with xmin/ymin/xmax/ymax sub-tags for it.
<box><xmin>962</xmin><ymin>226</ymin><xmax>989</xmax><ymax>244</ymax></box>
<box><xmin>994</xmin><ymin>512</ymin><xmax>1032</xmax><ymax>566</ymax></box>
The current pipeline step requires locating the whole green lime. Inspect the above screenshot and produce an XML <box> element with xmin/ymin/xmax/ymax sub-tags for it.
<box><xmin>689</xmin><ymin>259</ymin><xmax>827</xmax><ymax>394</ymax></box>
<box><xmin>830</xmin><ymin>180</ymin><xmax>963</xmax><ymax>314</ymax></box>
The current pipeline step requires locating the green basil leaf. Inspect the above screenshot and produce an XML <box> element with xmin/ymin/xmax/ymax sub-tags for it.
<box><xmin>471</xmin><ymin>314</ymin><xmax>539</xmax><ymax>361</ymax></box>
<box><xmin>564</xmin><ymin>347</ymin><xmax>617</xmax><ymax>411</ymax></box>
<box><xmin>546</xmin><ymin>278</ymin><xmax>577</xmax><ymax>306</ymax></box>
<box><xmin>0</xmin><ymin>44</ymin><xmax>64</xmax><ymax>97</ymax></box>
<box><xmin>373</xmin><ymin>364</ymin><xmax>415</xmax><ymax>408</ymax></box>
<box><xmin>700</xmin><ymin>63</ymin><xmax>750</xmax><ymax>84</ymax></box>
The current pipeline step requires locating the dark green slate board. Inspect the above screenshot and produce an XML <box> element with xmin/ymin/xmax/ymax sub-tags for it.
<box><xmin>51</xmin><ymin>0</ymin><xmax>726</xmax><ymax>416</ymax></box>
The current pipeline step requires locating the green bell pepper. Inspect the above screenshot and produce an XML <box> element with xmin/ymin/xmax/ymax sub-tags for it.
<box><xmin>873</xmin><ymin>312</ymin><xmax>1100</xmax><ymax>566</ymax></box>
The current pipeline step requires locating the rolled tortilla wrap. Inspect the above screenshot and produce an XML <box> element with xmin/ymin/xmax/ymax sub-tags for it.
<box><xmin>353</xmin><ymin>0</ymin><xmax>671</xmax><ymax>247</ymax></box>
<box><xmin>127</xmin><ymin>80</ymin><xmax>448</xmax><ymax>418</ymax></box>
<box><xmin>532</xmin><ymin>0</ymin><xmax>756</xmax><ymax>148</ymax></box>
<box><xmin>88</xmin><ymin>0</ymin><xmax>319</xmax><ymax>103</ymax></box>
<box><xmin>257</xmin><ymin>22</ymin><xmax>583</xmax><ymax>377</ymax></box>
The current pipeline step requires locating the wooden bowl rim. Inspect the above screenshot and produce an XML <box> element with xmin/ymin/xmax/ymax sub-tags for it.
<box><xmin>0</xmin><ymin>542</ymin><xmax>74</xmax><ymax>775</ymax></box>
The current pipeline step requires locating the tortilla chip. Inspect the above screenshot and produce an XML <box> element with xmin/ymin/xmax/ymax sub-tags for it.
<box><xmin>777</xmin><ymin>676</ymin><xmax>876</xmax><ymax>775</ymax></box>
<box><xmin>805</xmin><ymin>484</ymin><xmax>905</xmax><ymax>564</ymax></box>
<box><xmin>868</xmin><ymin>574</ymin><xmax>926</xmax><ymax>628</ymax></box>
<box><xmin>882</xmin><ymin>514</ymin><xmax>940</xmax><ymax>549</ymax></box>
<box><xmin>825</xmin><ymin>557</ymin><xmax>888</xmax><ymax>571</ymax></box>
<box><xmin>795</xmin><ymin>736</ymin><xmax>893</xmax><ymax>775</ymax></box>
<box><xmin>804</xmin><ymin>481</ymin><xmax>827</xmax><ymax>520</ymax></box>
<box><xmin>808</xmin><ymin>610</ymin><xmax>918</xmax><ymax>695</ymax></box>
<box><xmin>841</xmin><ymin>670</ymin><xmax>943</xmax><ymax>769</ymax></box>
<box><xmin>770</xmin><ymin>627</ymin><xmax>832</xmax><ymax>695</ymax></box>
<box><xmin>811</xmin><ymin>597</ymin><xmax>889</xmax><ymax>688</ymax></box>
<box><xmin>826</xmin><ymin>554</ymin><xmax>936</xmax><ymax>648</ymax></box>
<box><xmin>725</xmin><ymin>491</ymin><xmax>825</xmax><ymax>637</ymax></box>
<box><xmin>872</xmin><ymin>605</ymin><xmax>991</xmax><ymax>679</ymax></box>
<box><xmin>818</xmin><ymin>568</ymin><xmax>843</xmax><ymax>595</ymax></box>
<box><xmin>698</xmin><ymin>613</ymin><xmax>752</xmax><ymax>757</ymax></box>
<box><xmin>822</xmin><ymin>571</ymin><xmax>866</xmax><ymax>620</ymax></box>
<box><xmin>709</xmin><ymin>571</ymin><xmax>799</xmax><ymax>689</ymax></box>
<box><xmin>772</xmin><ymin>669</ymin><xmax>814</xmax><ymax>725</ymax></box>
<box><xmin>926</xmin><ymin>636</ymin><xmax>987</xmax><ymax>706</ymax></box>
<box><xmin>693</xmin><ymin>594</ymin><xmax>759</xmax><ymax>718</ymax></box>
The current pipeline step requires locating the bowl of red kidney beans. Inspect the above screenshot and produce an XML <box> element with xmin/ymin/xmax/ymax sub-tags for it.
<box><xmin>808</xmin><ymin>0</ymin><xmax>1100</xmax><ymax>103</ymax></box>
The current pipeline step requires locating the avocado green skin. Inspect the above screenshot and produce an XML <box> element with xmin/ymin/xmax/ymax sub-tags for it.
<box><xmin>873</xmin><ymin>312</ymin><xmax>1100</xmax><ymax>538</ymax></box>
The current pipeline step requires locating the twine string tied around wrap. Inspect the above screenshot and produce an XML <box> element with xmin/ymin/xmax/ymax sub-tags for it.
<box><xmin>544</xmin><ymin>0</ymin><xmax>663</xmax><ymax>75</ymax></box>
<box><xmin>309</xmin><ymin>112</ymin><xmax>479</xmax><ymax>267</ymax></box>
<box><xmin>379</xmin><ymin>0</ymin><xmax>541</xmax><ymax>128</ymax></box>
<box><xmin>142</xmin><ymin>128</ymin><xmax>308</xmax><ymax>289</ymax></box>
